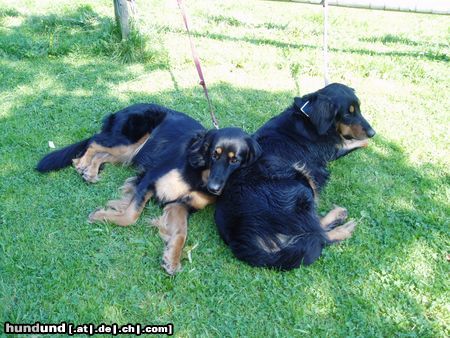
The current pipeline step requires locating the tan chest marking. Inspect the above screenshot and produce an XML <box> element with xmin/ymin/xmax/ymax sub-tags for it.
<box><xmin>155</xmin><ymin>169</ymin><xmax>191</xmax><ymax>202</ymax></box>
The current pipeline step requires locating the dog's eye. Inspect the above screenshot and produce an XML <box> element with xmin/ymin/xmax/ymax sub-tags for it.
<box><xmin>349</xmin><ymin>105</ymin><xmax>355</xmax><ymax>113</ymax></box>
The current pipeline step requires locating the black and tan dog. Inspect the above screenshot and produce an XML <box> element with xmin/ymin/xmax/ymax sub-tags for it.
<box><xmin>214</xmin><ymin>83</ymin><xmax>375</xmax><ymax>270</ymax></box>
<box><xmin>37</xmin><ymin>103</ymin><xmax>261</xmax><ymax>273</ymax></box>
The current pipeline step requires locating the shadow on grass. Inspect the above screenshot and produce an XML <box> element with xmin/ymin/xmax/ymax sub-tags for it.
<box><xmin>205</xmin><ymin>14</ymin><xmax>289</xmax><ymax>31</ymax></box>
<box><xmin>0</xmin><ymin>5</ymin><xmax>167</xmax><ymax>65</ymax></box>
<box><xmin>360</xmin><ymin>33</ymin><xmax>449</xmax><ymax>49</ymax></box>
<box><xmin>155</xmin><ymin>23</ymin><xmax>449</xmax><ymax>63</ymax></box>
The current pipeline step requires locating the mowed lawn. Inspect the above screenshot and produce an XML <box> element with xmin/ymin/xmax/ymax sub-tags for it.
<box><xmin>1</xmin><ymin>0</ymin><xmax>449</xmax><ymax>336</ymax></box>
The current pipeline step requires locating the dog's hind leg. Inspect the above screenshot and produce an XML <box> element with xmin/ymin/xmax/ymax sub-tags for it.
<box><xmin>72</xmin><ymin>144</ymin><xmax>100</xmax><ymax>174</ymax></box>
<box><xmin>150</xmin><ymin>203</ymin><xmax>189</xmax><ymax>275</ymax></box>
<box><xmin>325</xmin><ymin>221</ymin><xmax>356</xmax><ymax>242</ymax></box>
<box><xmin>74</xmin><ymin>133</ymin><xmax>149</xmax><ymax>178</ymax></box>
<box><xmin>106</xmin><ymin>177</ymin><xmax>138</xmax><ymax>210</ymax></box>
<box><xmin>88</xmin><ymin>193</ymin><xmax>152</xmax><ymax>226</ymax></box>
<box><xmin>81</xmin><ymin>150</ymin><xmax>138</xmax><ymax>183</ymax></box>
<box><xmin>88</xmin><ymin>178</ymin><xmax>152</xmax><ymax>226</ymax></box>
<box><xmin>81</xmin><ymin>152</ymin><xmax>114</xmax><ymax>183</ymax></box>
<box><xmin>89</xmin><ymin>172</ymin><xmax>155</xmax><ymax>226</ymax></box>
<box><xmin>320</xmin><ymin>206</ymin><xmax>348</xmax><ymax>230</ymax></box>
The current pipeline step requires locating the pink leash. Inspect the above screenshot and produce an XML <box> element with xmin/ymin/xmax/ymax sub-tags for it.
<box><xmin>177</xmin><ymin>0</ymin><xmax>220</xmax><ymax>129</ymax></box>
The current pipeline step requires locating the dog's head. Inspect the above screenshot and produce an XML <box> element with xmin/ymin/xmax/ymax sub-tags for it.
<box><xmin>188</xmin><ymin>127</ymin><xmax>262</xmax><ymax>195</ymax></box>
<box><xmin>293</xmin><ymin>83</ymin><xmax>376</xmax><ymax>140</ymax></box>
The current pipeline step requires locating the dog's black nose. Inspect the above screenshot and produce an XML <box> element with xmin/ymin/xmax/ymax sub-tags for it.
<box><xmin>366</xmin><ymin>128</ymin><xmax>376</xmax><ymax>138</ymax></box>
<box><xmin>207</xmin><ymin>182</ymin><xmax>223</xmax><ymax>195</ymax></box>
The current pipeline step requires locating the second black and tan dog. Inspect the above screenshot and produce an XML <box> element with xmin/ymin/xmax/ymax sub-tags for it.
<box><xmin>215</xmin><ymin>83</ymin><xmax>376</xmax><ymax>270</ymax></box>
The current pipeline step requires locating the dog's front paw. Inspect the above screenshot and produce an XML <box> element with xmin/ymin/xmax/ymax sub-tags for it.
<box><xmin>88</xmin><ymin>208</ymin><xmax>101</xmax><ymax>223</ymax></box>
<box><xmin>337</xmin><ymin>220</ymin><xmax>357</xmax><ymax>240</ymax></box>
<box><xmin>358</xmin><ymin>139</ymin><xmax>369</xmax><ymax>148</ymax></box>
<box><xmin>342</xmin><ymin>220</ymin><xmax>356</xmax><ymax>234</ymax></box>
<box><xmin>326</xmin><ymin>220</ymin><xmax>357</xmax><ymax>242</ymax></box>
<box><xmin>332</xmin><ymin>205</ymin><xmax>348</xmax><ymax>223</ymax></box>
<box><xmin>149</xmin><ymin>216</ymin><xmax>162</xmax><ymax>228</ymax></box>
<box><xmin>82</xmin><ymin>170</ymin><xmax>100</xmax><ymax>183</ymax></box>
<box><xmin>162</xmin><ymin>261</ymin><xmax>182</xmax><ymax>275</ymax></box>
<box><xmin>106</xmin><ymin>199</ymin><xmax>129</xmax><ymax>211</ymax></box>
<box><xmin>88</xmin><ymin>208</ymin><xmax>105</xmax><ymax>223</ymax></box>
<box><xmin>162</xmin><ymin>253</ymin><xmax>182</xmax><ymax>275</ymax></box>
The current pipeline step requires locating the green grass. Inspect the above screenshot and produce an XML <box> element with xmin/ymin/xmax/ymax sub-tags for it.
<box><xmin>1</xmin><ymin>0</ymin><xmax>449</xmax><ymax>336</ymax></box>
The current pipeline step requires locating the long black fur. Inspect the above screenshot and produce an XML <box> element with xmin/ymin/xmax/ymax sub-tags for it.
<box><xmin>36</xmin><ymin>138</ymin><xmax>91</xmax><ymax>172</ymax></box>
<box><xmin>214</xmin><ymin>83</ymin><xmax>375</xmax><ymax>270</ymax></box>
<box><xmin>36</xmin><ymin>103</ymin><xmax>167</xmax><ymax>172</ymax></box>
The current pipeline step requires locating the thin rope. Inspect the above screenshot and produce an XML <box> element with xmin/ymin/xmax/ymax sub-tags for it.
<box><xmin>177</xmin><ymin>0</ymin><xmax>220</xmax><ymax>129</ymax></box>
<box><xmin>322</xmin><ymin>0</ymin><xmax>330</xmax><ymax>85</ymax></box>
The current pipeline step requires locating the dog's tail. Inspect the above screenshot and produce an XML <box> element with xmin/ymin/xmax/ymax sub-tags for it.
<box><xmin>36</xmin><ymin>138</ymin><xmax>91</xmax><ymax>172</ymax></box>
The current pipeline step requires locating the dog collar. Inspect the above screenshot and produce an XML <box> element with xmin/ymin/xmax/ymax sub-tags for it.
<box><xmin>300</xmin><ymin>100</ymin><xmax>310</xmax><ymax>118</ymax></box>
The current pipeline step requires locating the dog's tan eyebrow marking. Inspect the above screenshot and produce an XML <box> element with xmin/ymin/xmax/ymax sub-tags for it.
<box><xmin>228</xmin><ymin>151</ymin><xmax>235</xmax><ymax>158</ymax></box>
<box><xmin>215</xmin><ymin>147</ymin><xmax>223</xmax><ymax>154</ymax></box>
<box><xmin>349</xmin><ymin>105</ymin><xmax>355</xmax><ymax>113</ymax></box>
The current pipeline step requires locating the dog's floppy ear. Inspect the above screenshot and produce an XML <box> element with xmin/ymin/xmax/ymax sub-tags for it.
<box><xmin>294</xmin><ymin>94</ymin><xmax>337</xmax><ymax>135</ymax></box>
<box><xmin>188</xmin><ymin>130</ymin><xmax>215</xmax><ymax>168</ymax></box>
<box><xmin>243</xmin><ymin>137</ymin><xmax>262</xmax><ymax>167</ymax></box>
